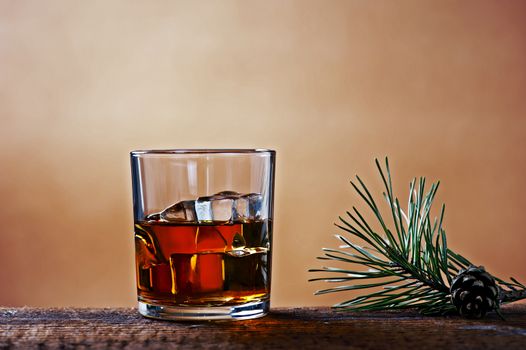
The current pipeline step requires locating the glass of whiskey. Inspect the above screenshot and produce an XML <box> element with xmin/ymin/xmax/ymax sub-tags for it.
<box><xmin>130</xmin><ymin>149</ymin><xmax>275</xmax><ymax>320</ymax></box>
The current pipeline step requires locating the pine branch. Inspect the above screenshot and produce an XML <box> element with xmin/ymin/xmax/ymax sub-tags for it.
<box><xmin>309</xmin><ymin>157</ymin><xmax>526</xmax><ymax>316</ymax></box>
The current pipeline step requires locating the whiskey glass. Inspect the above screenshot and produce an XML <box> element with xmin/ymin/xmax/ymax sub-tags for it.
<box><xmin>130</xmin><ymin>149</ymin><xmax>275</xmax><ymax>320</ymax></box>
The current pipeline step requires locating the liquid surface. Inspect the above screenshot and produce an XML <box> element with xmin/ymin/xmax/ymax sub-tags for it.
<box><xmin>135</xmin><ymin>220</ymin><xmax>271</xmax><ymax>306</ymax></box>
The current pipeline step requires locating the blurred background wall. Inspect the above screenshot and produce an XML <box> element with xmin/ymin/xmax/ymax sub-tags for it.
<box><xmin>1</xmin><ymin>0</ymin><xmax>525</xmax><ymax>307</ymax></box>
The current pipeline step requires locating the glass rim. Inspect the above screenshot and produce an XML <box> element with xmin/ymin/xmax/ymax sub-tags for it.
<box><xmin>130</xmin><ymin>148</ymin><xmax>275</xmax><ymax>156</ymax></box>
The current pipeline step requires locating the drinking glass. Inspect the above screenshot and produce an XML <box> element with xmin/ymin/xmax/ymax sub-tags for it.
<box><xmin>130</xmin><ymin>149</ymin><xmax>275</xmax><ymax>320</ymax></box>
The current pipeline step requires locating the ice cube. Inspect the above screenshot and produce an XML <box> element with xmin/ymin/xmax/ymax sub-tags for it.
<box><xmin>194</xmin><ymin>197</ymin><xmax>212</xmax><ymax>222</ymax></box>
<box><xmin>170</xmin><ymin>253</ymin><xmax>224</xmax><ymax>295</ymax></box>
<box><xmin>169</xmin><ymin>253</ymin><xmax>194</xmax><ymax>295</ymax></box>
<box><xmin>145</xmin><ymin>212</ymin><xmax>161</xmax><ymax>221</ymax></box>
<box><xmin>154</xmin><ymin>225</ymin><xmax>198</xmax><ymax>257</ymax></box>
<box><xmin>234</xmin><ymin>193</ymin><xmax>263</xmax><ymax>221</ymax></box>
<box><xmin>134</xmin><ymin>224</ymin><xmax>165</xmax><ymax>267</ymax></box>
<box><xmin>195</xmin><ymin>226</ymin><xmax>228</xmax><ymax>253</ymax></box>
<box><xmin>135</xmin><ymin>235</ymin><xmax>158</xmax><ymax>269</ymax></box>
<box><xmin>135</xmin><ymin>224</ymin><xmax>166</xmax><ymax>291</ymax></box>
<box><xmin>209</xmin><ymin>196</ymin><xmax>235</xmax><ymax>222</ymax></box>
<box><xmin>150</xmin><ymin>263</ymin><xmax>173</xmax><ymax>294</ymax></box>
<box><xmin>223</xmin><ymin>251</ymin><xmax>268</xmax><ymax>291</ymax></box>
<box><xmin>160</xmin><ymin>200</ymin><xmax>197</xmax><ymax>222</ymax></box>
<box><xmin>195</xmin><ymin>224</ymin><xmax>241</xmax><ymax>253</ymax></box>
<box><xmin>195</xmin><ymin>254</ymin><xmax>224</xmax><ymax>292</ymax></box>
<box><xmin>158</xmin><ymin>191</ymin><xmax>255</xmax><ymax>224</ymax></box>
<box><xmin>195</xmin><ymin>194</ymin><xmax>236</xmax><ymax>223</ymax></box>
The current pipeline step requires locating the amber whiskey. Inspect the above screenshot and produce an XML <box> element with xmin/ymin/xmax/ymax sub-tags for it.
<box><xmin>135</xmin><ymin>219</ymin><xmax>271</xmax><ymax>307</ymax></box>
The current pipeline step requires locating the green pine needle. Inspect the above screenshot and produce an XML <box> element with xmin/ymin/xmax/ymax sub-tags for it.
<box><xmin>309</xmin><ymin>157</ymin><xmax>526</xmax><ymax>315</ymax></box>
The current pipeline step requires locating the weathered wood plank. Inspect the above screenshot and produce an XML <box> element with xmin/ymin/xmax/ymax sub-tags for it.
<box><xmin>0</xmin><ymin>305</ymin><xmax>525</xmax><ymax>349</ymax></box>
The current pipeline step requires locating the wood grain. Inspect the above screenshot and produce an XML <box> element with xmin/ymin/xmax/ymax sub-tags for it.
<box><xmin>0</xmin><ymin>305</ymin><xmax>525</xmax><ymax>349</ymax></box>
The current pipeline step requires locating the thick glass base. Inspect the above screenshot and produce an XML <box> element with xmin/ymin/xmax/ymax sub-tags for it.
<box><xmin>138</xmin><ymin>300</ymin><xmax>269</xmax><ymax>321</ymax></box>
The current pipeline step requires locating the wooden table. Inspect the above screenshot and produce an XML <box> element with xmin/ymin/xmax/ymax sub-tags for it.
<box><xmin>0</xmin><ymin>305</ymin><xmax>525</xmax><ymax>349</ymax></box>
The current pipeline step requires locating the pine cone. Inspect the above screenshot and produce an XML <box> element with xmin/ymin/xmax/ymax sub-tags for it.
<box><xmin>450</xmin><ymin>266</ymin><xmax>499</xmax><ymax>318</ymax></box>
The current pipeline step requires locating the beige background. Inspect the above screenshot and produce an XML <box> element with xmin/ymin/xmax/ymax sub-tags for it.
<box><xmin>1</xmin><ymin>0</ymin><xmax>525</xmax><ymax>307</ymax></box>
